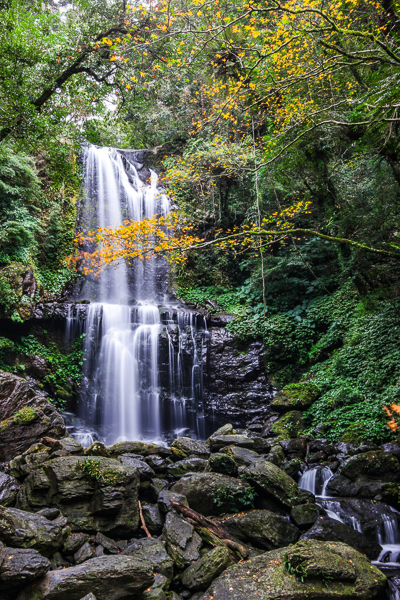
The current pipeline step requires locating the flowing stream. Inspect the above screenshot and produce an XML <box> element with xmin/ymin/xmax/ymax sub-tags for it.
<box><xmin>66</xmin><ymin>145</ymin><xmax>211</xmax><ymax>445</ymax></box>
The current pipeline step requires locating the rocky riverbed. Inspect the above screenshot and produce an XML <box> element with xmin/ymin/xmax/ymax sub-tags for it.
<box><xmin>1</xmin><ymin>370</ymin><xmax>399</xmax><ymax>600</ymax></box>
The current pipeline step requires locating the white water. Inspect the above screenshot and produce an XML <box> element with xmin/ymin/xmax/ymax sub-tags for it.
<box><xmin>68</xmin><ymin>145</ymin><xmax>208</xmax><ymax>445</ymax></box>
<box><xmin>298</xmin><ymin>466</ymin><xmax>333</xmax><ymax>497</ymax></box>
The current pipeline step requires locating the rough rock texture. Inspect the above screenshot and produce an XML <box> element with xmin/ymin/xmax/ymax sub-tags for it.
<box><xmin>326</xmin><ymin>450</ymin><xmax>400</xmax><ymax>498</ymax></box>
<box><xmin>242</xmin><ymin>460</ymin><xmax>308</xmax><ymax>508</ymax></box>
<box><xmin>0</xmin><ymin>371</ymin><xmax>66</xmax><ymax>461</ymax></box>
<box><xmin>122</xmin><ymin>538</ymin><xmax>174</xmax><ymax>580</ymax></box>
<box><xmin>118</xmin><ymin>455</ymin><xmax>155</xmax><ymax>480</ymax></box>
<box><xmin>162</xmin><ymin>511</ymin><xmax>202</xmax><ymax>569</ymax></box>
<box><xmin>0</xmin><ymin>471</ymin><xmax>20</xmax><ymax>506</ymax></box>
<box><xmin>300</xmin><ymin>516</ymin><xmax>382</xmax><ymax>560</ymax></box>
<box><xmin>218</xmin><ymin>509</ymin><xmax>300</xmax><ymax>549</ymax></box>
<box><xmin>142</xmin><ymin>504</ymin><xmax>164</xmax><ymax>535</ymax></box>
<box><xmin>290</xmin><ymin>504</ymin><xmax>319</xmax><ymax>529</ymax></box>
<box><xmin>171</xmin><ymin>437</ymin><xmax>210</xmax><ymax>459</ymax></box>
<box><xmin>226</xmin><ymin>446</ymin><xmax>262</xmax><ymax>467</ymax></box>
<box><xmin>17</xmin><ymin>456</ymin><xmax>140</xmax><ymax>537</ymax></box>
<box><xmin>204</xmin><ymin>328</ymin><xmax>273</xmax><ymax>421</ymax></box>
<box><xmin>0</xmin><ymin>506</ymin><xmax>64</xmax><ymax>556</ymax></box>
<box><xmin>199</xmin><ymin>539</ymin><xmax>386</xmax><ymax>600</ymax></box>
<box><xmin>16</xmin><ymin>555</ymin><xmax>153</xmax><ymax>600</ymax></box>
<box><xmin>171</xmin><ymin>473</ymin><xmax>254</xmax><ymax>516</ymax></box>
<box><xmin>181</xmin><ymin>546</ymin><xmax>231</xmax><ymax>591</ymax></box>
<box><xmin>168</xmin><ymin>458</ymin><xmax>208</xmax><ymax>477</ymax></box>
<box><xmin>107</xmin><ymin>441</ymin><xmax>170</xmax><ymax>458</ymax></box>
<box><xmin>208</xmin><ymin>453</ymin><xmax>238</xmax><ymax>477</ymax></box>
<box><xmin>0</xmin><ymin>545</ymin><xmax>51</xmax><ymax>590</ymax></box>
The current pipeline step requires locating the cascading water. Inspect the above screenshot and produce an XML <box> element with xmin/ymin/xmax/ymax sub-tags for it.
<box><xmin>67</xmin><ymin>145</ymin><xmax>210</xmax><ymax>445</ymax></box>
<box><xmin>298</xmin><ymin>466</ymin><xmax>333</xmax><ymax>497</ymax></box>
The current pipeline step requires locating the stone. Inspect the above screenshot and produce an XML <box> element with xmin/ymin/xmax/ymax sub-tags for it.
<box><xmin>218</xmin><ymin>509</ymin><xmax>300</xmax><ymax>550</ymax></box>
<box><xmin>37</xmin><ymin>508</ymin><xmax>60</xmax><ymax>520</ymax></box>
<box><xmin>300</xmin><ymin>516</ymin><xmax>382</xmax><ymax>560</ymax></box>
<box><xmin>0</xmin><ymin>471</ymin><xmax>19</xmax><ymax>506</ymax></box>
<box><xmin>145</xmin><ymin>455</ymin><xmax>169</xmax><ymax>473</ymax></box>
<box><xmin>51</xmin><ymin>552</ymin><xmax>72</xmax><ymax>568</ymax></box>
<box><xmin>265</xmin><ymin>444</ymin><xmax>285</xmax><ymax>467</ymax></box>
<box><xmin>242</xmin><ymin>460</ymin><xmax>308</xmax><ymax>509</ymax></box>
<box><xmin>0</xmin><ymin>506</ymin><xmax>63</xmax><ymax>556</ymax></box>
<box><xmin>199</xmin><ymin>539</ymin><xmax>386</xmax><ymax>600</ymax></box>
<box><xmin>16</xmin><ymin>456</ymin><xmax>140</xmax><ymax>537</ymax></box>
<box><xmin>290</xmin><ymin>504</ymin><xmax>319</xmax><ymax>529</ymax></box>
<box><xmin>107</xmin><ymin>441</ymin><xmax>170</xmax><ymax>458</ymax></box>
<box><xmin>168</xmin><ymin>458</ymin><xmax>208</xmax><ymax>477</ymax></box>
<box><xmin>50</xmin><ymin>437</ymin><xmax>84</xmax><ymax>457</ymax></box>
<box><xmin>271</xmin><ymin>411</ymin><xmax>305</xmax><ymax>439</ymax></box>
<box><xmin>0</xmin><ymin>546</ymin><xmax>51</xmax><ymax>591</ymax></box>
<box><xmin>142</xmin><ymin>590</ymin><xmax>167</xmax><ymax>600</ymax></box>
<box><xmin>181</xmin><ymin>546</ymin><xmax>231</xmax><ymax>591</ymax></box>
<box><xmin>118</xmin><ymin>455</ymin><xmax>155</xmax><ymax>480</ymax></box>
<box><xmin>74</xmin><ymin>542</ymin><xmax>96</xmax><ymax>564</ymax></box>
<box><xmin>283</xmin><ymin>458</ymin><xmax>304</xmax><ymax>478</ymax></box>
<box><xmin>208</xmin><ymin>453</ymin><xmax>238</xmax><ymax>477</ymax></box>
<box><xmin>158</xmin><ymin>490</ymin><xmax>189</xmax><ymax>514</ymax></box>
<box><xmin>64</xmin><ymin>533</ymin><xmax>90</xmax><ymax>555</ymax></box>
<box><xmin>208</xmin><ymin>435</ymin><xmax>255</xmax><ymax>452</ymax></box>
<box><xmin>83</xmin><ymin>442</ymin><xmax>109</xmax><ymax>457</ymax></box>
<box><xmin>207</xmin><ymin>424</ymin><xmax>234</xmax><ymax>439</ymax></box>
<box><xmin>122</xmin><ymin>538</ymin><xmax>174</xmax><ymax>580</ymax></box>
<box><xmin>326</xmin><ymin>450</ymin><xmax>400</xmax><ymax>498</ymax></box>
<box><xmin>149</xmin><ymin>478</ymin><xmax>169</xmax><ymax>501</ymax></box>
<box><xmin>142</xmin><ymin>504</ymin><xmax>164</xmax><ymax>535</ymax></box>
<box><xmin>9</xmin><ymin>443</ymin><xmax>52</xmax><ymax>478</ymax></box>
<box><xmin>79</xmin><ymin>595</ymin><xmax>97</xmax><ymax>600</ymax></box>
<box><xmin>171</xmin><ymin>438</ymin><xmax>210</xmax><ymax>459</ymax></box>
<box><xmin>171</xmin><ymin>473</ymin><xmax>254</xmax><ymax>516</ymax></box>
<box><xmin>271</xmin><ymin>382</ymin><xmax>320</xmax><ymax>412</ymax></box>
<box><xmin>0</xmin><ymin>371</ymin><xmax>66</xmax><ymax>461</ymax></box>
<box><xmin>162</xmin><ymin>511</ymin><xmax>202</xmax><ymax>569</ymax></box>
<box><xmin>226</xmin><ymin>446</ymin><xmax>261</xmax><ymax>467</ymax></box>
<box><xmin>16</xmin><ymin>555</ymin><xmax>154</xmax><ymax>600</ymax></box>
<box><xmin>95</xmin><ymin>532</ymin><xmax>119</xmax><ymax>554</ymax></box>
<box><xmin>279</xmin><ymin>438</ymin><xmax>307</xmax><ymax>457</ymax></box>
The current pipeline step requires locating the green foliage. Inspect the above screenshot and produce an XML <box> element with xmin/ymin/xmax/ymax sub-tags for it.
<box><xmin>284</xmin><ymin>553</ymin><xmax>308</xmax><ymax>583</ymax></box>
<box><xmin>77</xmin><ymin>459</ymin><xmax>123</xmax><ymax>484</ymax></box>
<box><xmin>213</xmin><ymin>485</ymin><xmax>256</xmax><ymax>512</ymax></box>
<box><xmin>13</xmin><ymin>406</ymin><xmax>37</xmax><ymax>426</ymax></box>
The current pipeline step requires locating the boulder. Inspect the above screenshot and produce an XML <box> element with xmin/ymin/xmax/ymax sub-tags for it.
<box><xmin>300</xmin><ymin>515</ymin><xmax>382</xmax><ymax>560</ymax></box>
<box><xmin>199</xmin><ymin>539</ymin><xmax>386</xmax><ymax>600</ymax></box>
<box><xmin>122</xmin><ymin>538</ymin><xmax>174</xmax><ymax>580</ymax></box>
<box><xmin>158</xmin><ymin>490</ymin><xmax>189</xmax><ymax>514</ymax></box>
<box><xmin>9</xmin><ymin>444</ymin><xmax>52</xmax><ymax>478</ymax></box>
<box><xmin>162</xmin><ymin>511</ymin><xmax>202</xmax><ymax>569</ymax></box>
<box><xmin>63</xmin><ymin>533</ymin><xmax>90</xmax><ymax>555</ymax></box>
<box><xmin>208</xmin><ymin>435</ymin><xmax>255</xmax><ymax>452</ymax></box>
<box><xmin>107</xmin><ymin>441</ymin><xmax>170</xmax><ymax>458</ymax></box>
<box><xmin>118</xmin><ymin>455</ymin><xmax>155</xmax><ymax>480</ymax></box>
<box><xmin>171</xmin><ymin>473</ymin><xmax>255</xmax><ymax>516</ymax></box>
<box><xmin>83</xmin><ymin>442</ymin><xmax>109</xmax><ymax>457</ymax></box>
<box><xmin>0</xmin><ymin>371</ymin><xmax>66</xmax><ymax>461</ymax></box>
<box><xmin>0</xmin><ymin>506</ymin><xmax>63</xmax><ymax>556</ymax></box>
<box><xmin>145</xmin><ymin>455</ymin><xmax>169</xmax><ymax>474</ymax></box>
<box><xmin>272</xmin><ymin>382</ymin><xmax>320</xmax><ymax>412</ymax></box>
<box><xmin>74</xmin><ymin>542</ymin><xmax>96</xmax><ymax>564</ymax></box>
<box><xmin>271</xmin><ymin>411</ymin><xmax>305</xmax><ymax>440</ymax></box>
<box><xmin>242</xmin><ymin>460</ymin><xmax>308</xmax><ymax>509</ymax></box>
<box><xmin>17</xmin><ymin>456</ymin><xmax>140</xmax><ymax>537</ymax></box>
<box><xmin>0</xmin><ymin>471</ymin><xmax>19</xmax><ymax>506</ymax></box>
<box><xmin>226</xmin><ymin>446</ymin><xmax>261</xmax><ymax>467</ymax></box>
<box><xmin>208</xmin><ymin>453</ymin><xmax>238</xmax><ymax>477</ymax></box>
<box><xmin>217</xmin><ymin>509</ymin><xmax>300</xmax><ymax>550</ymax></box>
<box><xmin>141</xmin><ymin>504</ymin><xmax>164</xmax><ymax>535</ymax></box>
<box><xmin>0</xmin><ymin>545</ymin><xmax>51</xmax><ymax>591</ymax></box>
<box><xmin>181</xmin><ymin>546</ymin><xmax>231</xmax><ymax>591</ymax></box>
<box><xmin>326</xmin><ymin>450</ymin><xmax>400</xmax><ymax>498</ymax></box>
<box><xmin>171</xmin><ymin>438</ymin><xmax>210</xmax><ymax>460</ymax></box>
<box><xmin>16</xmin><ymin>555</ymin><xmax>153</xmax><ymax>600</ymax></box>
<box><xmin>95</xmin><ymin>532</ymin><xmax>120</xmax><ymax>555</ymax></box>
<box><xmin>207</xmin><ymin>424</ymin><xmax>234</xmax><ymax>439</ymax></box>
<box><xmin>168</xmin><ymin>458</ymin><xmax>208</xmax><ymax>478</ymax></box>
<box><xmin>290</xmin><ymin>504</ymin><xmax>319</xmax><ymax>529</ymax></box>
<box><xmin>279</xmin><ymin>438</ymin><xmax>307</xmax><ymax>458</ymax></box>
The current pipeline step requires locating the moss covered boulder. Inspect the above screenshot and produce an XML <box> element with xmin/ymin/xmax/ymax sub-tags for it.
<box><xmin>0</xmin><ymin>506</ymin><xmax>64</xmax><ymax>556</ymax></box>
<box><xmin>181</xmin><ymin>546</ymin><xmax>231</xmax><ymax>591</ymax></box>
<box><xmin>272</xmin><ymin>382</ymin><xmax>320</xmax><ymax>412</ymax></box>
<box><xmin>162</xmin><ymin>511</ymin><xmax>202</xmax><ymax>569</ymax></box>
<box><xmin>272</xmin><ymin>411</ymin><xmax>305</xmax><ymax>440</ymax></box>
<box><xmin>199</xmin><ymin>539</ymin><xmax>386</xmax><ymax>600</ymax></box>
<box><xmin>242</xmin><ymin>459</ymin><xmax>308</xmax><ymax>509</ymax></box>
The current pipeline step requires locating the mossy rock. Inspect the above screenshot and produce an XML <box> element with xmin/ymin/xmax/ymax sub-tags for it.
<box><xmin>272</xmin><ymin>382</ymin><xmax>320</xmax><ymax>412</ymax></box>
<box><xmin>13</xmin><ymin>407</ymin><xmax>37</xmax><ymax>426</ymax></box>
<box><xmin>340</xmin><ymin>422</ymin><xmax>368</xmax><ymax>444</ymax></box>
<box><xmin>272</xmin><ymin>411</ymin><xmax>305</xmax><ymax>440</ymax></box>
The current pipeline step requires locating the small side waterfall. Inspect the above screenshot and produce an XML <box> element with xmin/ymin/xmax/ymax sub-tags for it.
<box><xmin>67</xmin><ymin>145</ymin><xmax>211</xmax><ymax>445</ymax></box>
<box><xmin>298</xmin><ymin>466</ymin><xmax>333</xmax><ymax>497</ymax></box>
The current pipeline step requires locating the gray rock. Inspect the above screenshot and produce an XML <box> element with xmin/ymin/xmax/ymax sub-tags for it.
<box><xmin>162</xmin><ymin>511</ymin><xmax>202</xmax><ymax>569</ymax></box>
<box><xmin>0</xmin><ymin>371</ymin><xmax>66</xmax><ymax>462</ymax></box>
<box><xmin>171</xmin><ymin>473</ymin><xmax>254</xmax><ymax>516</ymax></box>
<box><xmin>208</xmin><ymin>424</ymin><xmax>234</xmax><ymax>439</ymax></box>
<box><xmin>149</xmin><ymin>478</ymin><xmax>169</xmax><ymax>501</ymax></box>
<box><xmin>145</xmin><ymin>455</ymin><xmax>169</xmax><ymax>473</ymax></box>
<box><xmin>37</xmin><ymin>508</ymin><xmax>61</xmax><ymax>520</ymax></box>
<box><xmin>0</xmin><ymin>471</ymin><xmax>19</xmax><ymax>506</ymax></box>
<box><xmin>122</xmin><ymin>538</ymin><xmax>174</xmax><ymax>580</ymax></box>
<box><xmin>168</xmin><ymin>458</ymin><xmax>208</xmax><ymax>478</ymax></box>
<box><xmin>0</xmin><ymin>545</ymin><xmax>51</xmax><ymax>590</ymax></box>
<box><xmin>290</xmin><ymin>504</ymin><xmax>319</xmax><ymax>529</ymax></box>
<box><xmin>242</xmin><ymin>460</ymin><xmax>308</xmax><ymax>509</ymax></box>
<box><xmin>74</xmin><ymin>542</ymin><xmax>96</xmax><ymax>564</ymax></box>
<box><xmin>95</xmin><ymin>532</ymin><xmax>119</xmax><ymax>554</ymax></box>
<box><xmin>181</xmin><ymin>546</ymin><xmax>231</xmax><ymax>591</ymax></box>
<box><xmin>141</xmin><ymin>590</ymin><xmax>167</xmax><ymax>600</ymax></box>
<box><xmin>208</xmin><ymin>454</ymin><xmax>238</xmax><ymax>477</ymax></box>
<box><xmin>64</xmin><ymin>533</ymin><xmax>90</xmax><ymax>555</ymax></box>
<box><xmin>107</xmin><ymin>441</ymin><xmax>170</xmax><ymax>458</ymax></box>
<box><xmin>218</xmin><ymin>509</ymin><xmax>300</xmax><ymax>549</ymax></box>
<box><xmin>226</xmin><ymin>446</ymin><xmax>261</xmax><ymax>467</ymax></box>
<box><xmin>199</xmin><ymin>539</ymin><xmax>386</xmax><ymax>600</ymax></box>
<box><xmin>16</xmin><ymin>554</ymin><xmax>153</xmax><ymax>600</ymax></box>
<box><xmin>79</xmin><ymin>595</ymin><xmax>97</xmax><ymax>600</ymax></box>
<box><xmin>171</xmin><ymin>438</ymin><xmax>210</xmax><ymax>460</ymax></box>
<box><xmin>0</xmin><ymin>506</ymin><xmax>63</xmax><ymax>556</ymax></box>
<box><xmin>142</xmin><ymin>504</ymin><xmax>164</xmax><ymax>535</ymax></box>
<box><xmin>158</xmin><ymin>490</ymin><xmax>189</xmax><ymax>514</ymax></box>
<box><xmin>208</xmin><ymin>435</ymin><xmax>255</xmax><ymax>452</ymax></box>
<box><xmin>51</xmin><ymin>437</ymin><xmax>84</xmax><ymax>457</ymax></box>
<box><xmin>16</xmin><ymin>456</ymin><xmax>140</xmax><ymax>537</ymax></box>
<box><xmin>118</xmin><ymin>455</ymin><xmax>155</xmax><ymax>480</ymax></box>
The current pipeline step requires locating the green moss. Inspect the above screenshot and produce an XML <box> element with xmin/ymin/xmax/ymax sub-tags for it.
<box><xmin>340</xmin><ymin>421</ymin><xmax>368</xmax><ymax>443</ymax></box>
<box><xmin>272</xmin><ymin>381</ymin><xmax>320</xmax><ymax>411</ymax></box>
<box><xmin>0</xmin><ymin>419</ymin><xmax>10</xmax><ymax>432</ymax></box>
<box><xmin>272</xmin><ymin>411</ymin><xmax>305</xmax><ymax>439</ymax></box>
<box><xmin>13</xmin><ymin>406</ymin><xmax>37</xmax><ymax>425</ymax></box>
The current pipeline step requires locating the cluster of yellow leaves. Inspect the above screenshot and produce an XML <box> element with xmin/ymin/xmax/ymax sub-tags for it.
<box><xmin>383</xmin><ymin>404</ymin><xmax>400</xmax><ymax>432</ymax></box>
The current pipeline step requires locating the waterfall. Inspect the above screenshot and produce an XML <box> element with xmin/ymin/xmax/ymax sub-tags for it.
<box><xmin>298</xmin><ymin>466</ymin><xmax>333</xmax><ymax>497</ymax></box>
<box><xmin>68</xmin><ymin>145</ymin><xmax>209</xmax><ymax>445</ymax></box>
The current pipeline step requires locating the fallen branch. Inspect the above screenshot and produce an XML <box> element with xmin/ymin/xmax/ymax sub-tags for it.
<box><xmin>170</xmin><ymin>500</ymin><xmax>248</xmax><ymax>559</ymax></box>
<box><xmin>138</xmin><ymin>500</ymin><xmax>152</xmax><ymax>538</ymax></box>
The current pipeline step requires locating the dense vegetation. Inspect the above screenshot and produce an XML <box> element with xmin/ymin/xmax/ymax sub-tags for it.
<box><xmin>1</xmin><ymin>0</ymin><xmax>400</xmax><ymax>441</ymax></box>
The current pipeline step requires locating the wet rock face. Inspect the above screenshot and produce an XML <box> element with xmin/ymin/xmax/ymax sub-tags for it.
<box><xmin>0</xmin><ymin>506</ymin><xmax>64</xmax><ymax>556</ymax></box>
<box><xmin>204</xmin><ymin>328</ymin><xmax>273</xmax><ymax>421</ymax></box>
<box><xmin>0</xmin><ymin>371</ymin><xmax>66</xmax><ymax>461</ymax></box>
<box><xmin>199</xmin><ymin>539</ymin><xmax>386</xmax><ymax>600</ymax></box>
